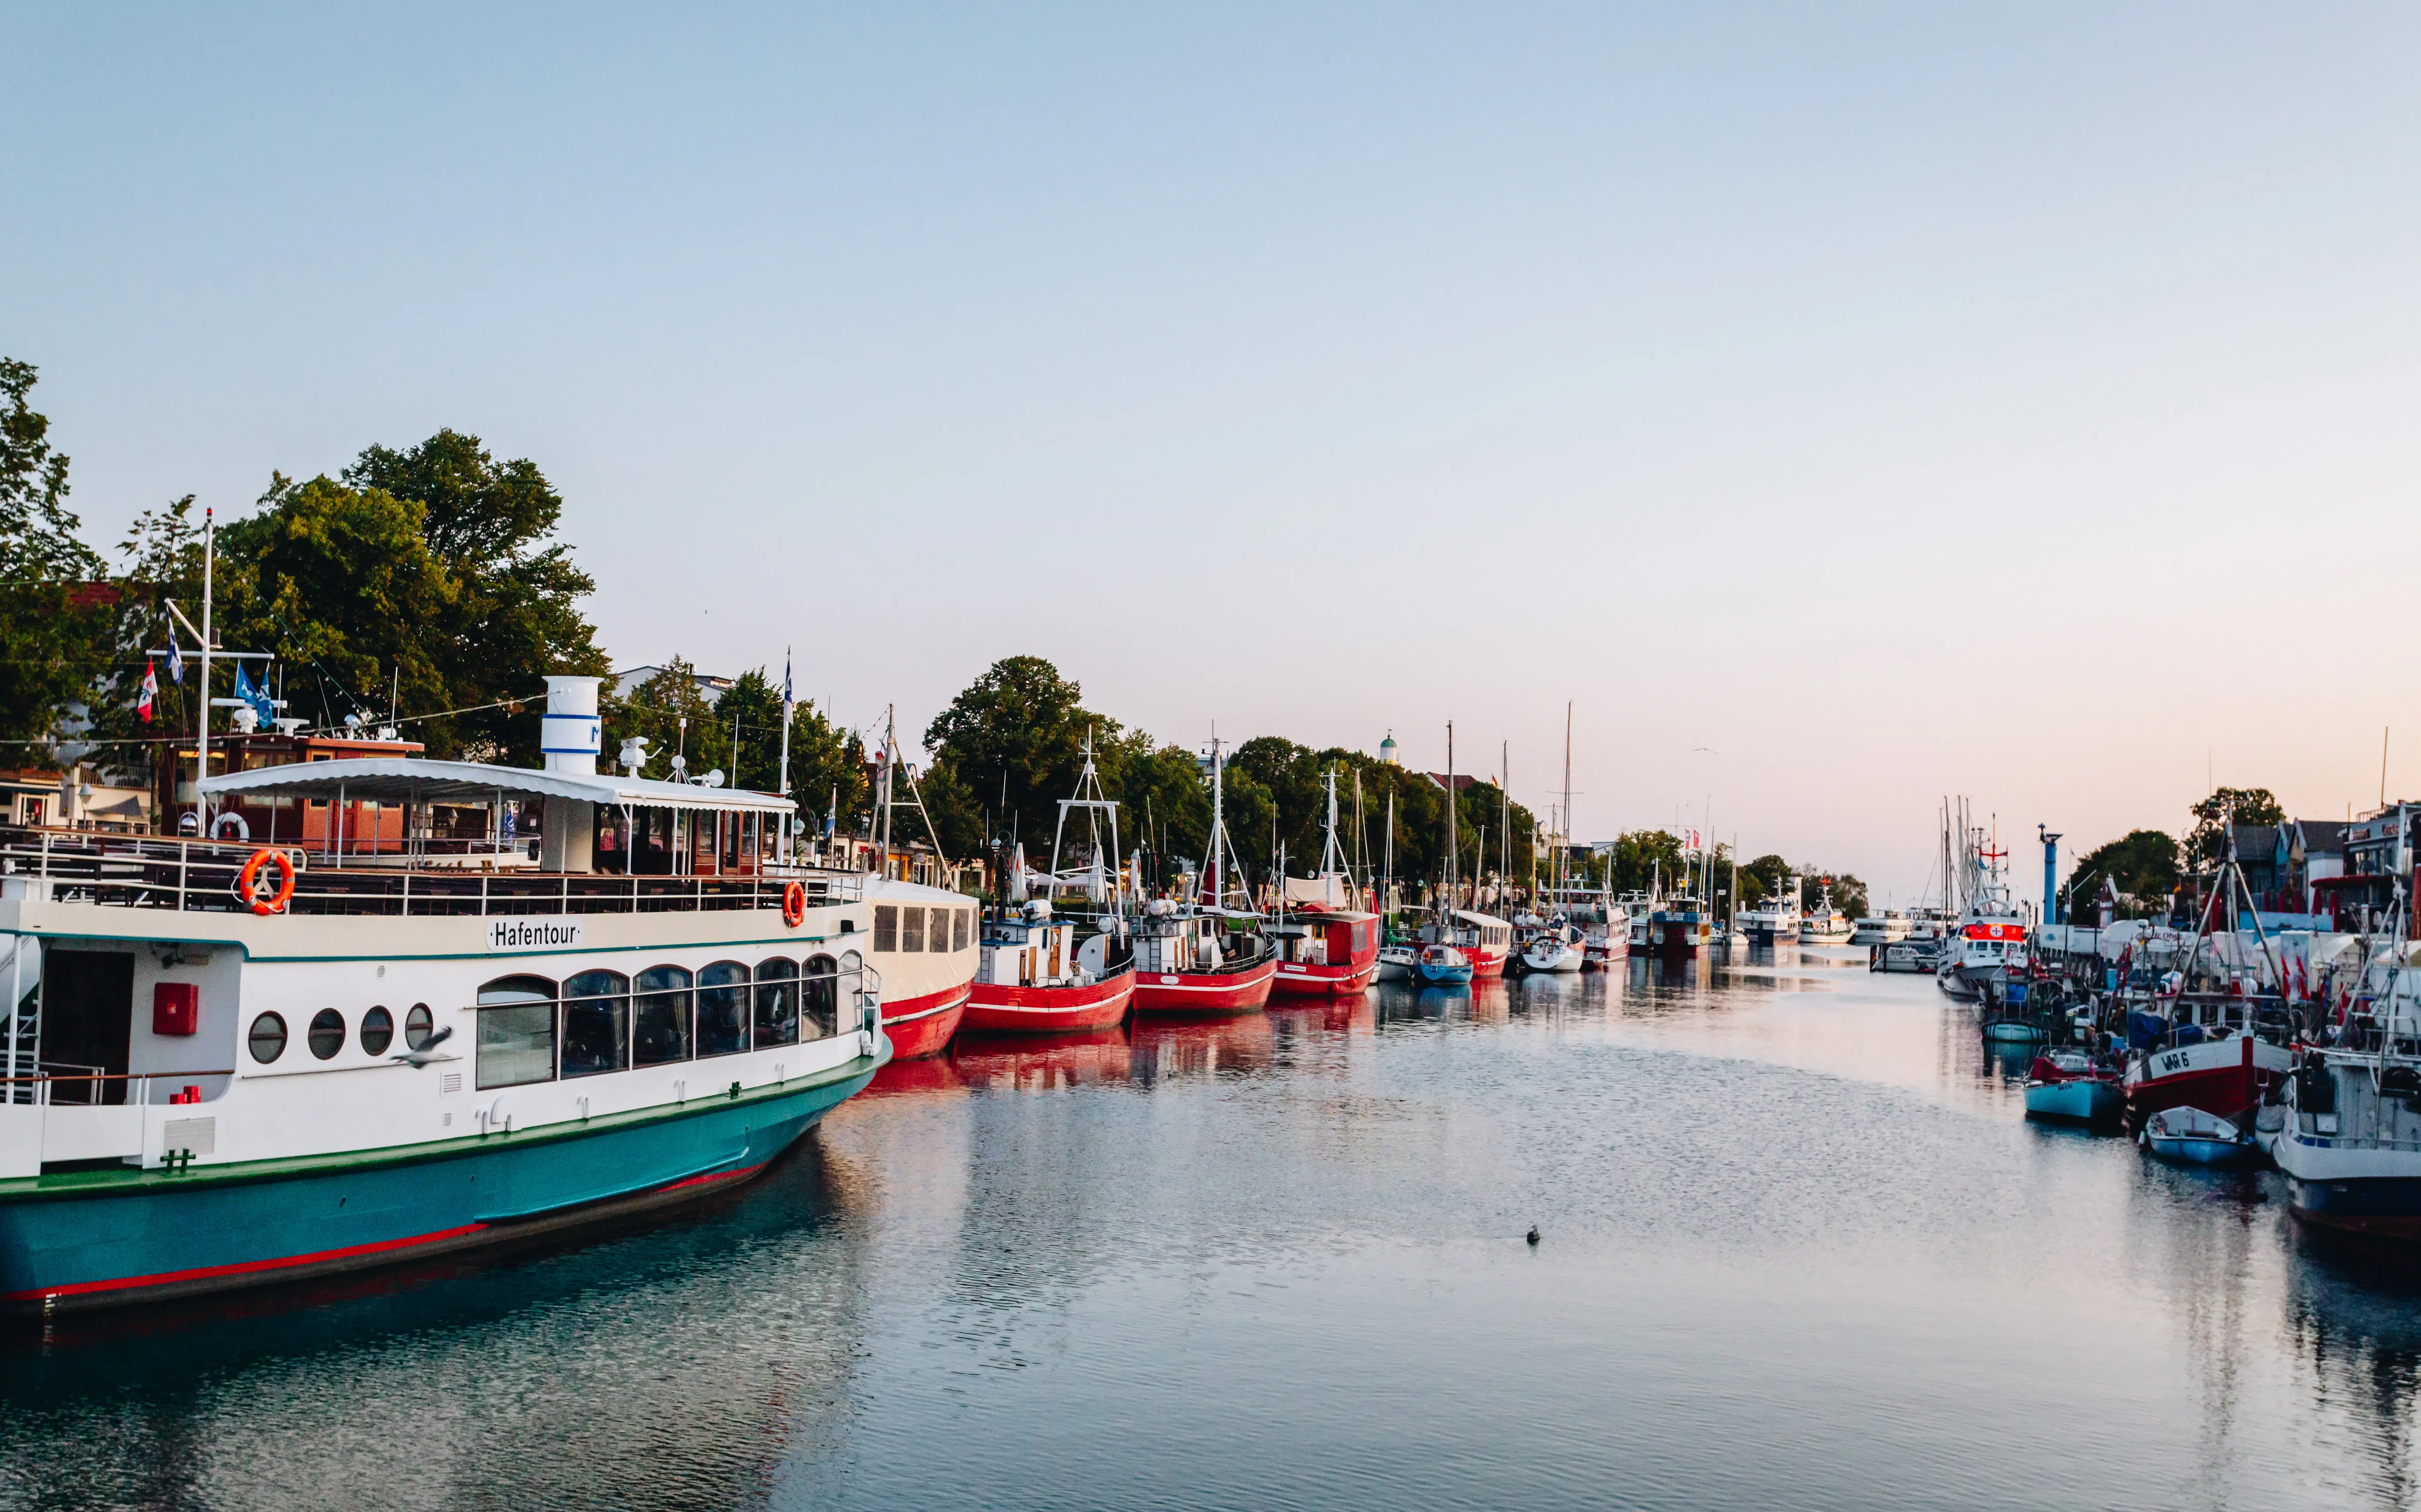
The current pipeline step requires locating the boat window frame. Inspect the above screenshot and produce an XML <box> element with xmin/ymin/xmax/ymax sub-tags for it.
<box><xmin>473</xmin><ymin>974</ymin><xmax>558</xmax><ymax>1090</ymax></box>
<box><xmin>632</xmin><ymin>963</ymin><xmax>695</xmax><ymax>1067</ymax></box>
<box><xmin>560</xmin><ymin>967</ymin><xmax>632</xmax><ymax>1078</ymax></box>
<box><xmin>696</xmin><ymin>960</ymin><xmax>752</xmax><ymax>1059</ymax></box>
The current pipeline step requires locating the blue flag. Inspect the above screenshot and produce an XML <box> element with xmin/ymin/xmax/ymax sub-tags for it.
<box><xmin>782</xmin><ymin>653</ymin><xmax>793</xmax><ymax>710</ymax></box>
<box><xmin>233</xmin><ymin>663</ymin><xmax>273</xmax><ymax>723</ymax></box>
<box><xmin>167</xmin><ymin>639</ymin><xmax>184</xmax><ymax>685</ymax></box>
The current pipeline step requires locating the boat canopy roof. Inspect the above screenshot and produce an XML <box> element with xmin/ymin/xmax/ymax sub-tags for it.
<box><xmin>197</xmin><ymin>756</ymin><xmax>795</xmax><ymax>815</ymax></box>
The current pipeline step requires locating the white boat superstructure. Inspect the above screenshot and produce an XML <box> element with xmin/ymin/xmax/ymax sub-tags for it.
<box><xmin>1849</xmin><ymin>911</ymin><xmax>1910</xmax><ymax>945</ymax></box>
<box><xmin>1741</xmin><ymin>894</ymin><xmax>1802</xmax><ymax>945</ymax></box>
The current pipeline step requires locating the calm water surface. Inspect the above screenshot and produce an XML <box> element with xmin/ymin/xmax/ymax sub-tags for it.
<box><xmin>8</xmin><ymin>950</ymin><xmax>2421</xmax><ymax>1510</ymax></box>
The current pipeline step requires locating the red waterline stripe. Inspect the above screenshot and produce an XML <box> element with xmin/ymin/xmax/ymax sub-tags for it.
<box><xmin>657</xmin><ymin>1160</ymin><xmax>769</xmax><ymax>1194</ymax></box>
<box><xmin>5</xmin><ymin>1222</ymin><xmax>490</xmax><ymax>1302</ymax></box>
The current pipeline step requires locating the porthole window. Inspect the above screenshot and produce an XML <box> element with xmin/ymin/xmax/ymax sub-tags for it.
<box><xmin>248</xmin><ymin>1012</ymin><xmax>288</xmax><ymax>1064</ymax></box>
<box><xmin>405</xmin><ymin>1003</ymin><xmax>434</xmax><ymax>1051</ymax></box>
<box><xmin>308</xmin><ymin>1009</ymin><xmax>345</xmax><ymax>1059</ymax></box>
<box><xmin>361</xmin><ymin>1005</ymin><xmax>394</xmax><ymax>1056</ymax></box>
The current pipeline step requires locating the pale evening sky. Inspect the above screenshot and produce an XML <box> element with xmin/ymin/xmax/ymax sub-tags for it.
<box><xmin>6</xmin><ymin>4</ymin><xmax>2419</xmax><ymax>903</ymax></box>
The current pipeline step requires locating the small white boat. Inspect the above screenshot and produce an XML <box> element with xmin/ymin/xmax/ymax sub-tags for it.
<box><xmin>1798</xmin><ymin>905</ymin><xmax>1855</xmax><ymax>945</ymax></box>
<box><xmin>1520</xmin><ymin>922</ymin><xmax>1585</xmax><ymax>974</ymax></box>
<box><xmin>1375</xmin><ymin>943</ymin><xmax>1417</xmax><ymax>982</ymax></box>
<box><xmin>1870</xmin><ymin>939</ymin><xmax>1941</xmax><ymax>974</ymax></box>
<box><xmin>2140</xmin><ymin>1106</ymin><xmax>2256</xmax><ymax>1166</ymax></box>
<box><xmin>1415</xmin><ymin>943</ymin><xmax>1473</xmax><ymax>986</ymax></box>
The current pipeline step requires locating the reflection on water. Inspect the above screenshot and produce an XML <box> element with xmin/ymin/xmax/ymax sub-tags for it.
<box><xmin>9</xmin><ymin>953</ymin><xmax>2421</xmax><ymax>1509</ymax></box>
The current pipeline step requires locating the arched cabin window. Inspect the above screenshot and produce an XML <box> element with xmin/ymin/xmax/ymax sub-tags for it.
<box><xmin>561</xmin><ymin>969</ymin><xmax>630</xmax><ymax>1078</ymax></box>
<box><xmin>477</xmin><ymin>975</ymin><xmax>557</xmax><ymax>1090</ymax></box>
<box><xmin>633</xmin><ymin>965</ymin><xmax>693</xmax><ymax>1066</ymax></box>
<box><xmin>697</xmin><ymin>961</ymin><xmax>750</xmax><ymax>1058</ymax></box>
<box><xmin>803</xmin><ymin>954</ymin><xmax>840</xmax><ymax>1040</ymax></box>
<box><xmin>756</xmin><ymin>958</ymin><xmax>801</xmax><ymax>1048</ymax></box>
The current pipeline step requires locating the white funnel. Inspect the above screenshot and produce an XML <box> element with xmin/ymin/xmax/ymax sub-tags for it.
<box><xmin>541</xmin><ymin>675</ymin><xmax>602</xmax><ymax>775</ymax></box>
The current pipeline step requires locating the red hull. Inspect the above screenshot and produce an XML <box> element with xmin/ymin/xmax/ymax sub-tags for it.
<box><xmin>2123</xmin><ymin>1033</ymin><xmax>2283</xmax><ymax>1129</ymax></box>
<box><xmin>1467</xmin><ymin>948</ymin><xmax>1509</xmax><ymax>979</ymax></box>
<box><xmin>1270</xmin><ymin>959</ymin><xmax>1378</xmax><ymax>998</ymax></box>
<box><xmin>961</xmin><ymin>971</ymin><xmax>1137</xmax><ymax>1034</ymax></box>
<box><xmin>1131</xmin><ymin>956</ymin><xmax>1278</xmax><ymax>1014</ymax></box>
<box><xmin>881</xmin><ymin>982</ymin><xmax>971</xmax><ymax>1060</ymax></box>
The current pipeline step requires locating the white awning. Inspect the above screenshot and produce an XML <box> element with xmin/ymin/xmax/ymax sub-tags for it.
<box><xmin>197</xmin><ymin>756</ymin><xmax>795</xmax><ymax>815</ymax></box>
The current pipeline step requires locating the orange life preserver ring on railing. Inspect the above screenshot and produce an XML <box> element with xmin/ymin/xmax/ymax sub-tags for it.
<box><xmin>781</xmin><ymin>880</ymin><xmax>807</xmax><ymax>929</ymax></box>
<box><xmin>238</xmin><ymin>848</ymin><xmax>297</xmax><ymax>916</ymax></box>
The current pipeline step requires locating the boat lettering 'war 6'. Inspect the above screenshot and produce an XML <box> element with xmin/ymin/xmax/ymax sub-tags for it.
<box><xmin>486</xmin><ymin>917</ymin><xmax>584</xmax><ymax>952</ymax></box>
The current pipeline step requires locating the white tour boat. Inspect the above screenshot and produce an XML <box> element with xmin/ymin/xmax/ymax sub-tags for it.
<box><xmin>0</xmin><ymin>676</ymin><xmax>973</xmax><ymax>1314</ymax></box>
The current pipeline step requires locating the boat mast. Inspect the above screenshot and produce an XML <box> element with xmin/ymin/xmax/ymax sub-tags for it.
<box><xmin>1205</xmin><ymin>729</ymin><xmax>1225</xmax><ymax>909</ymax></box>
<box><xmin>875</xmin><ymin>704</ymin><xmax>896</xmax><ymax>874</ymax></box>
<box><xmin>1383</xmin><ymin>788</ymin><xmax>1395</xmax><ymax>916</ymax></box>
<box><xmin>196</xmin><ymin>507</ymin><xmax>214</xmax><ymax>828</ymax></box>
<box><xmin>1445</xmin><ymin>721</ymin><xmax>1457</xmax><ymax>915</ymax></box>
<box><xmin>1561</xmin><ymin>702</ymin><xmax>1573</xmax><ymax>917</ymax></box>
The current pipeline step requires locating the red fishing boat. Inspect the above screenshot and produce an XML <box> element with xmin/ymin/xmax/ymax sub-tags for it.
<box><xmin>1131</xmin><ymin>903</ymin><xmax>1279</xmax><ymax>1012</ymax></box>
<box><xmin>1266</xmin><ymin>769</ymin><xmax>1381</xmax><ymax>997</ymax></box>
<box><xmin>1131</xmin><ymin>732</ymin><xmax>1277</xmax><ymax>1014</ymax></box>
<box><xmin>1269</xmin><ymin>909</ymin><xmax>1380</xmax><ymax>996</ymax></box>
<box><xmin>962</xmin><ymin>901</ymin><xmax>1137</xmax><ymax>1033</ymax></box>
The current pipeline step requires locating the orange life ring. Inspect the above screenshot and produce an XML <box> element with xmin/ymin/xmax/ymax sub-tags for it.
<box><xmin>781</xmin><ymin>880</ymin><xmax>807</xmax><ymax>929</ymax></box>
<box><xmin>239</xmin><ymin>848</ymin><xmax>296</xmax><ymax>916</ymax></box>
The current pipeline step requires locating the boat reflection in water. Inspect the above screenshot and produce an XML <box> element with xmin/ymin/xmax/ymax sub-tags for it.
<box><xmin>0</xmin><ymin>1141</ymin><xmax>875</xmax><ymax>1511</ymax></box>
<box><xmin>950</xmin><ymin>1029</ymin><xmax>1134</xmax><ymax>1092</ymax></box>
<box><xmin>1128</xmin><ymin>1013</ymin><xmax>1277</xmax><ymax>1085</ymax></box>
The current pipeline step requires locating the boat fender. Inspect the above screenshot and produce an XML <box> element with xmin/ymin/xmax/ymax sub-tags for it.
<box><xmin>237</xmin><ymin>848</ymin><xmax>297</xmax><ymax>916</ymax></box>
<box><xmin>781</xmin><ymin>881</ymin><xmax>807</xmax><ymax>929</ymax></box>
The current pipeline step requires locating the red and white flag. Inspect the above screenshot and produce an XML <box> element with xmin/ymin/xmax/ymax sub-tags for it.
<box><xmin>138</xmin><ymin>660</ymin><xmax>159</xmax><ymax>723</ymax></box>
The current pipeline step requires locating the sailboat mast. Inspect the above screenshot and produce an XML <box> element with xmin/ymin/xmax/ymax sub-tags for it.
<box><xmin>1207</xmin><ymin>732</ymin><xmax>1224</xmax><ymax>908</ymax></box>
<box><xmin>1561</xmin><ymin>702</ymin><xmax>1573</xmax><ymax>914</ymax></box>
<box><xmin>1446</xmin><ymin>721</ymin><xmax>1457</xmax><ymax>910</ymax></box>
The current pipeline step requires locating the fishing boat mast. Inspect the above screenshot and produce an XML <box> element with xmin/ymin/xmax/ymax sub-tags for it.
<box><xmin>1444</xmin><ymin>721</ymin><xmax>1457</xmax><ymax>914</ymax></box>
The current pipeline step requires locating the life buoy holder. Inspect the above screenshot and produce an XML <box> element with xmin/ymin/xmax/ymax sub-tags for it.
<box><xmin>238</xmin><ymin>848</ymin><xmax>297</xmax><ymax>916</ymax></box>
<box><xmin>781</xmin><ymin>880</ymin><xmax>807</xmax><ymax>929</ymax></box>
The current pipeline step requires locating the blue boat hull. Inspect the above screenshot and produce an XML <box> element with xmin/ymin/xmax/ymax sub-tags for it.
<box><xmin>2287</xmin><ymin>1174</ymin><xmax>2421</xmax><ymax>1239</ymax></box>
<box><xmin>2024</xmin><ymin>1079</ymin><xmax>2120</xmax><ymax>1124</ymax></box>
<box><xmin>0</xmin><ymin>1058</ymin><xmax>878</xmax><ymax>1315</ymax></box>
<box><xmin>1416</xmin><ymin>964</ymin><xmax>1473</xmax><ymax>985</ymax></box>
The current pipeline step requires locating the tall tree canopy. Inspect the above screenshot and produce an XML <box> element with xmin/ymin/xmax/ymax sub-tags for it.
<box><xmin>2067</xmin><ymin>829</ymin><xmax>2180</xmax><ymax>917</ymax></box>
<box><xmin>2187</xmin><ymin>787</ymin><xmax>2284</xmax><ymax>866</ymax></box>
<box><xmin>0</xmin><ymin>359</ymin><xmax>111</xmax><ymax>745</ymax></box>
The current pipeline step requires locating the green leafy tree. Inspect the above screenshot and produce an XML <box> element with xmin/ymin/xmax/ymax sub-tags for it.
<box><xmin>1602</xmin><ymin>829</ymin><xmax>1685</xmax><ymax>896</ymax></box>
<box><xmin>1738</xmin><ymin>854</ymin><xmax>1794</xmax><ymax>907</ymax></box>
<box><xmin>2187</xmin><ymin>787</ymin><xmax>2285</xmax><ymax>866</ymax></box>
<box><xmin>921</xmin><ymin>655</ymin><xmax>1126</xmax><ymax>862</ymax></box>
<box><xmin>2066</xmin><ymin>829</ymin><xmax>2180</xmax><ymax>918</ymax></box>
<box><xmin>342</xmin><ymin>432</ymin><xmax>609</xmax><ymax>763</ymax></box>
<box><xmin>0</xmin><ymin>359</ymin><xmax>111</xmax><ymax>747</ymax></box>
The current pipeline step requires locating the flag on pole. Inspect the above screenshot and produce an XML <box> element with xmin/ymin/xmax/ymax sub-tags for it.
<box><xmin>166</xmin><ymin>639</ymin><xmax>184</xmax><ymax>685</ymax></box>
<box><xmin>138</xmin><ymin>660</ymin><xmax>159</xmax><ymax>723</ymax></box>
<box><xmin>782</xmin><ymin>654</ymin><xmax>793</xmax><ymax>710</ymax></box>
<box><xmin>233</xmin><ymin>663</ymin><xmax>274</xmax><ymax>723</ymax></box>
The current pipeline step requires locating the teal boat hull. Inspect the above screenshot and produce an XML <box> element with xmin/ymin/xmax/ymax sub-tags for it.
<box><xmin>0</xmin><ymin>1055</ymin><xmax>880</xmax><ymax>1316</ymax></box>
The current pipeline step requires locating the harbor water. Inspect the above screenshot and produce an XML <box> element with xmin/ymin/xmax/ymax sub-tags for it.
<box><xmin>5</xmin><ymin>952</ymin><xmax>2418</xmax><ymax>1511</ymax></box>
